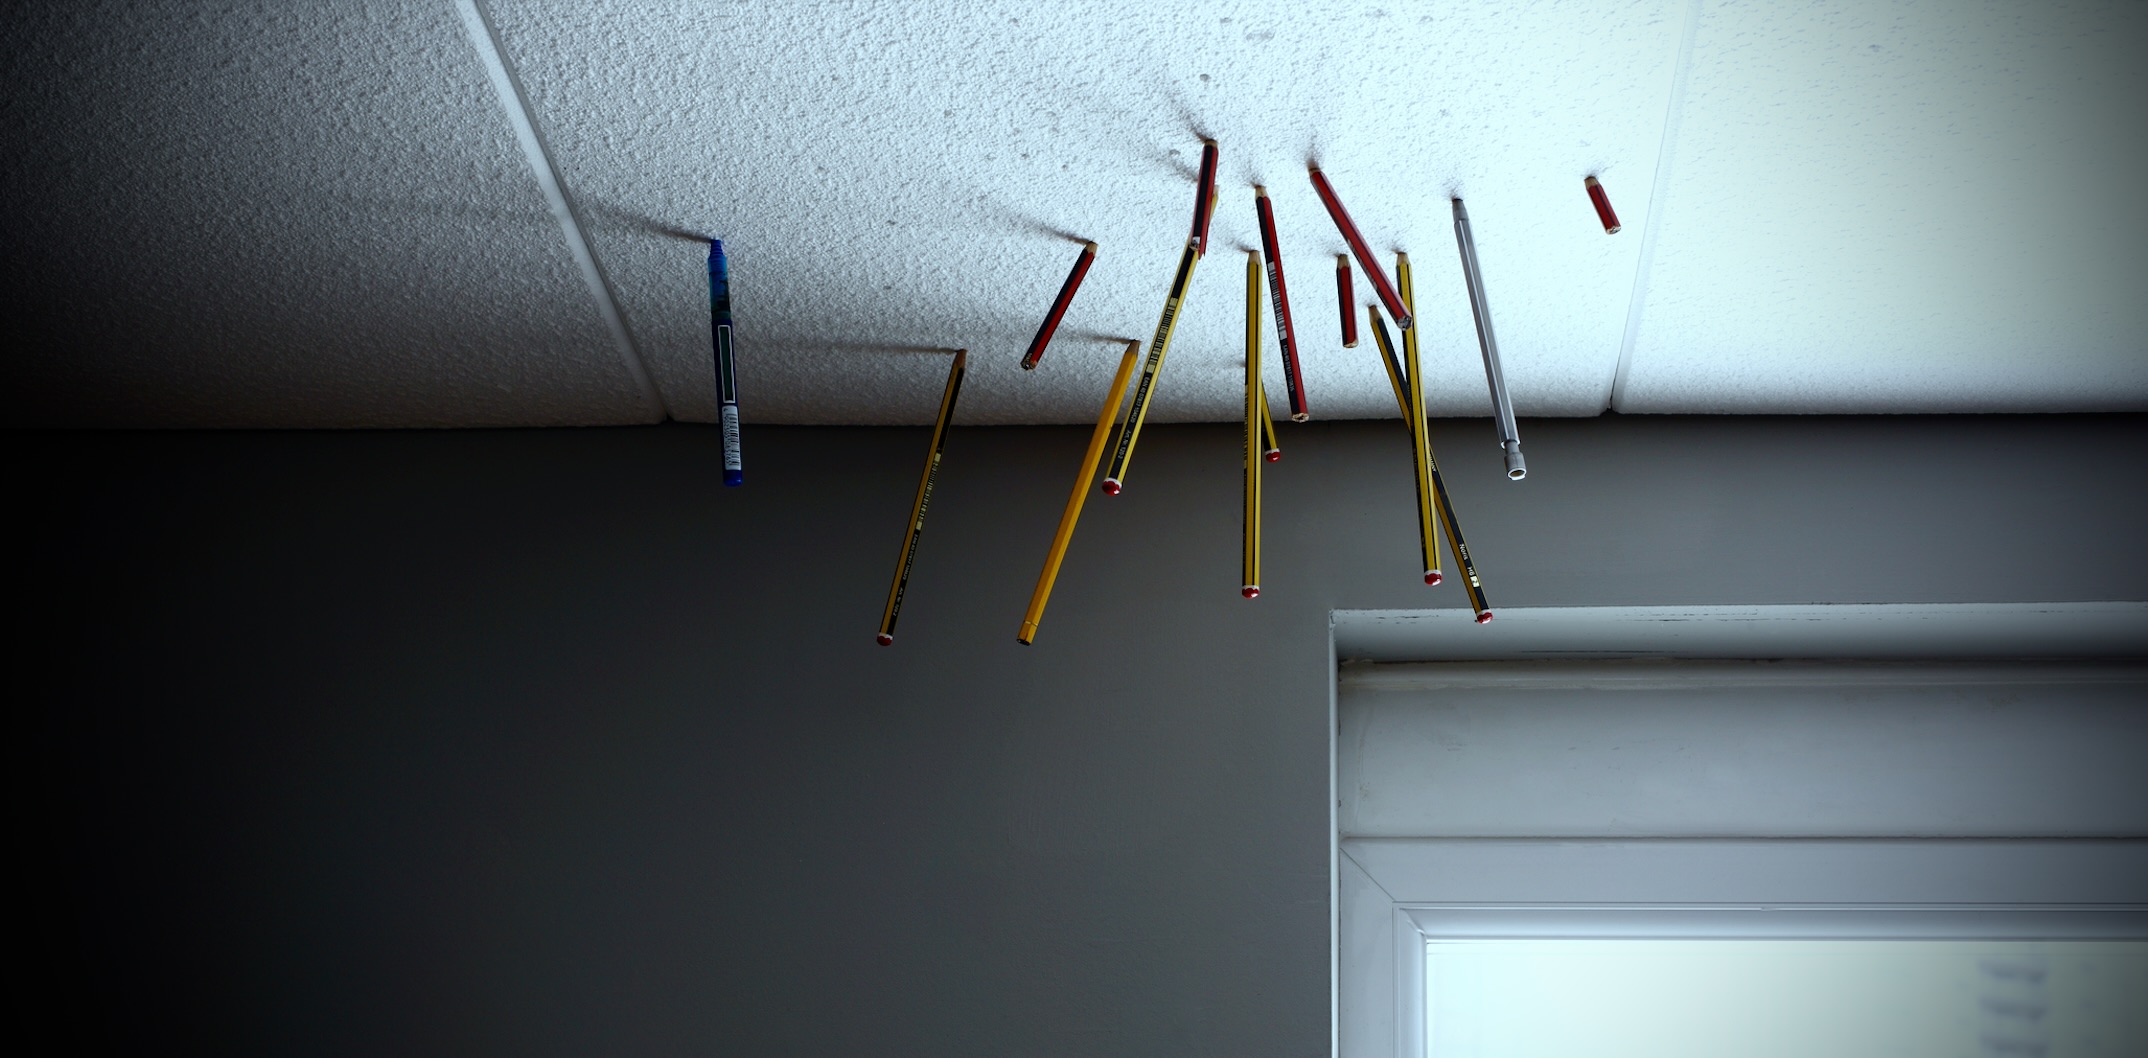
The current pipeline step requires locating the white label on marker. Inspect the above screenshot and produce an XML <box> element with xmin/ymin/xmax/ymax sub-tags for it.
<box><xmin>721</xmin><ymin>405</ymin><xmax>742</xmax><ymax>470</ymax></box>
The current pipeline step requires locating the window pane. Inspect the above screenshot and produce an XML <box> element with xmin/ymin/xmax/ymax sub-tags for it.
<box><xmin>1426</xmin><ymin>939</ymin><xmax>2148</xmax><ymax>1058</ymax></box>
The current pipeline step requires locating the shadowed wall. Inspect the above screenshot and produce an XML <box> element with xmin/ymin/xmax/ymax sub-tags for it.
<box><xmin>20</xmin><ymin>415</ymin><xmax>2148</xmax><ymax>1056</ymax></box>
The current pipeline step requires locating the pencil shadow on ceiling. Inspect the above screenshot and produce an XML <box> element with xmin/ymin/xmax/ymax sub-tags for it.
<box><xmin>966</xmin><ymin>196</ymin><xmax>1088</xmax><ymax>245</ymax></box>
<box><xmin>1057</xmin><ymin>329</ymin><xmax>1141</xmax><ymax>347</ymax></box>
<box><xmin>1162</xmin><ymin>80</ymin><xmax>1211</xmax><ymax>145</ymax></box>
<box><xmin>585</xmin><ymin>201</ymin><xmax>715</xmax><ymax>244</ymax></box>
<box><xmin>1043</xmin><ymin>72</ymin><xmax>1202</xmax><ymax>184</ymax></box>
<box><xmin>815</xmin><ymin>341</ymin><xmax>966</xmax><ymax>357</ymax></box>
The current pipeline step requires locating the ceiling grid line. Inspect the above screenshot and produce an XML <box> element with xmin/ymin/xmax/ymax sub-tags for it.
<box><xmin>1608</xmin><ymin>0</ymin><xmax>1705</xmax><ymax>413</ymax></box>
<box><xmin>451</xmin><ymin>0</ymin><xmax>670</xmax><ymax>421</ymax></box>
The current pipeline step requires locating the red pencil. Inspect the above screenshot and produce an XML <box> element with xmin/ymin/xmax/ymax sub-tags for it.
<box><xmin>1019</xmin><ymin>241</ymin><xmax>1097</xmax><ymax>370</ymax></box>
<box><xmin>1308</xmin><ymin>166</ymin><xmax>1411</xmax><ymax>328</ymax></box>
<box><xmin>1191</xmin><ymin>140</ymin><xmax>1219</xmax><ymax>254</ymax></box>
<box><xmin>1254</xmin><ymin>187</ymin><xmax>1309</xmax><ymax>421</ymax></box>
<box><xmin>1585</xmin><ymin>176</ymin><xmax>1621</xmax><ymax>234</ymax></box>
<box><xmin>1335</xmin><ymin>254</ymin><xmax>1357</xmax><ymax>348</ymax></box>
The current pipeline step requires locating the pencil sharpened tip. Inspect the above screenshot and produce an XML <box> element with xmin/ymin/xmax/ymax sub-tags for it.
<box><xmin>1425</xmin><ymin>571</ymin><xmax>1444</xmax><ymax>586</ymax></box>
<box><xmin>1101</xmin><ymin>479</ymin><xmax>1121</xmax><ymax>496</ymax></box>
<box><xmin>1242</xmin><ymin>586</ymin><xmax>1260</xmax><ymax>599</ymax></box>
<box><xmin>1475</xmin><ymin>611</ymin><xmax>1495</xmax><ymax>625</ymax></box>
<box><xmin>875</xmin><ymin>633</ymin><xmax>894</xmax><ymax>646</ymax></box>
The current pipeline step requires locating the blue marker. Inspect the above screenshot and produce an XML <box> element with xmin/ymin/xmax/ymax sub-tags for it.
<box><xmin>710</xmin><ymin>240</ymin><xmax>743</xmax><ymax>486</ymax></box>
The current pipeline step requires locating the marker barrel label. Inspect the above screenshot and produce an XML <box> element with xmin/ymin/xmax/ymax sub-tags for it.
<box><xmin>721</xmin><ymin>405</ymin><xmax>742</xmax><ymax>472</ymax></box>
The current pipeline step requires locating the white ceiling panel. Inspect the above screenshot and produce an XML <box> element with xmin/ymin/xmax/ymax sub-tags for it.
<box><xmin>488</xmin><ymin>0</ymin><xmax>1683</xmax><ymax>423</ymax></box>
<box><xmin>2</xmin><ymin>0</ymin><xmax>655</xmax><ymax>428</ymax></box>
<box><xmin>6</xmin><ymin>0</ymin><xmax>2142</xmax><ymax>427</ymax></box>
<box><xmin>1618</xmin><ymin>0</ymin><xmax>2148</xmax><ymax>413</ymax></box>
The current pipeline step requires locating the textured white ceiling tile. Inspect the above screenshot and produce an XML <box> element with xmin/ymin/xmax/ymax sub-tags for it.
<box><xmin>491</xmin><ymin>0</ymin><xmax>1684</xmax><ymax>424</ymax></box>
<box><xmin>1</xmin><ymin>1</ymin><xmax>653</xmax><ymax>427</ymax></box>
<box><xmin>1621</xmin><ymin>0</ymin><xmax>2148</xmax><ymax>413</ymax></box>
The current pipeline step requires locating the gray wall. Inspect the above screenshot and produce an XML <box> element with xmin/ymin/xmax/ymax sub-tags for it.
<box><xmin>19</xmin><ymin>414</ymin><xmax>2148</xmax><ymax>1056</ymax></box>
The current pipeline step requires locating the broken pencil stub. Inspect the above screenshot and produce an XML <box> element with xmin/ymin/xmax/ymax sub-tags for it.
<box><xmin>876</xmin><ymin>349</ymin><xmax>967</xmax><ymax>646</ymax></box>
<box><xmin>1585</xmin><ymin>175</ymin><xmax>1621</xmax><ymax>234</ymax></box>
<box><xmin>1020</xmin><ymin>241</ymin><xmax>1097</xmax><ymax>370</ymax></box>
<box><xmin>1308</xmin><ymin>165</ymin><xmax>1410</xmax><ymax>328</ymax></box>
<box><xmin>1260</xmin><ymin>388</ymin><xmax>1280</xmax><ymax>463</ymax></box>
<box><xmin>1335</xmin><ymin>254</ymin><xmax>1357</xmax><ymax>348</ymax></box>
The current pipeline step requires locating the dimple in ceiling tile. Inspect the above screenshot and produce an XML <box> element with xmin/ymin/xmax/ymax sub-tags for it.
<box><xmin>1619</xmin><ymin>0</ymin><xmax>2148</xmax><ymax>414</ymax></box>
<box><xmin>489</xmin><ymin>0</ymin><xmax>1685</xmax><ymax>424</ymax></box>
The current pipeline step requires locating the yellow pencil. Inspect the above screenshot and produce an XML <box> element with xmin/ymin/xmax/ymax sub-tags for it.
<box><xmin>1397</xmin><ymin>254</ymin><xmax>1441</xmax><ymax>586</ymax></box>
<box><xmin>1369</xmin><ymin>308</ymin><xmax>1493</xmax><ymax>620</ymax></box>
<box><xmin>1018</xmin><ymin>340</ymin><xmax>1142</xmax><ymax>645</ymax></box>
<box><xmin>1244</xmin><ymin>251</ymin><xmax>1263</xmax><ymax>599</ymax></box>
<box><xmin>1101</xmin><ymin>237</ymin><xmax>1200</xmax><ymax>495</ymax></box>
<box><xmin>876</xmin><ymin>348</ymin><xmax>966</xmax><ymax>646</ymax></box>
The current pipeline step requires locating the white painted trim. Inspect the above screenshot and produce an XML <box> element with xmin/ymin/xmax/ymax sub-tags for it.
<box><xmin>1341</xmin><ymin>658</ymin><xmax>2147</xmax><ymax>692</ymax></box>
<box><xmin>1333</xmin><ymin>602</ymin><xmax>2148</xmax><ymax>662</ymax></box>
<box><xmin>1402</xmin><ymin>904</ymin><xmax>2148</xmax><ymax>940</ymax></box>
<box><xmin>1327</xmin><ymin>616</ymin><xmax>1342</xmax><ymax>1058</ymax></box>
<box><xmin>1328</xmin><ymin>601</ymin><xmax>2148</xmax><ymax>1057</ymax></box>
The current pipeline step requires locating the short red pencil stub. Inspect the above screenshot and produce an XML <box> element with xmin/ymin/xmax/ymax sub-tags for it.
<box><xmin>1242</xmin><ymin>585</ymin><xmax>1260</xmax><ymax>599</ymax></box>
<box><xmin>1424</xmin><ymin>570</ymin><xmax>1444</xmax><ymax>586</ymax></box>
<box><xmin>1101</xmin><ymin>478</ymin><xmax>1122</xmax><ymax>496</ymax></box>
<box><xmin>1585</xmin><ymin>176</ymin><xmax>1621</xmax><ymax>235</ymax></box>
<box><xmin>875</xmin><ymin>633</ymin><xmax>894</xmax><ymax>646</ymax></box>
<box><xmin>1474</xmin><ymin>611</ymin><xmax>1495</xmax><ymax>625</ymax></box>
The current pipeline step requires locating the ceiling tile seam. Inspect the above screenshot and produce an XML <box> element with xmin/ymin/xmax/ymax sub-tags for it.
<box><xmin>1608</xmin><ymin>0</ymin><xmax>1704</xmax><ymax>414</ymax></box>
<box><xmin>451</xmin><ymin>0</ymin><xmax>669</xmax><ymax>421</ymax></box>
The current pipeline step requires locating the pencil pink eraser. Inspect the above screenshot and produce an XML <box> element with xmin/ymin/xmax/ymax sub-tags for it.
<box><xmin>1242</xmin><ymin>585</ymin><xmax>1260</xmax><ymax>599</ymax></box>
<box><xmin>1475</xmin><ymin>611</ymin><xmax>1494</xmax><ymax>624</ymax></box>
<box><xmin>1101</xmin><ymin>479</ymin><xmax>1121</xmax><ymax>496</ymax></box>
<box><xmin>1425</xmin><ymin>570</ymin><xmax>1444</xmax><ymax>586</ymax></box>
<box><xmin>875</xmin><ymin>633</ymin><xmax>894</xmax><ymax>646</ymax></box>
<box><xmin>1264</xmin><ymin>450</ymin><xmax>1281</xmax><ymax>463</ymax></box>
